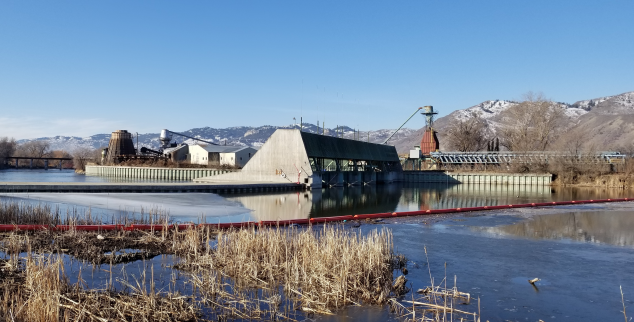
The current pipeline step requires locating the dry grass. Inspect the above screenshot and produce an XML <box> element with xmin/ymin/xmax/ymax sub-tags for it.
<box><xmin>0</xmin><ymin>201</ymin><xmax>64</xmax><ymax>225</ymax></box>
<box><xmin>0</xmin><ymin>198</ymin><xmax>171</xmax><ymax>226</ymax></box>
<box><xmin>0</xmin><ymin>224</ymin><xmax>404</xmax><ymax>320</ymax></box>
<box><xmin>388</xmin><ymin>247</ymin><xmax>478</xmax><ymax>322</ymax></box>
<box><xmin>176</xmin><ymin>225</ymin><xmax>399</xmax><ymax>315</ymax></box>
<box><xmin>0</xmin><ymin>253</ymin><xmax>200</xmax><ymax>321</ymax></box>
<box><xmin>0</xmin><ymin>218</ymin><xmax>482</xmax><ymax>321</ymax></box>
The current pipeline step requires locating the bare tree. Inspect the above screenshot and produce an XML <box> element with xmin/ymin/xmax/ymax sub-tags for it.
<box><xmin>499</xmin><ymin>92</ymin><xmax>565</xmax><ymax>152</ymax></box>
<box><xmin>12</xmin><ymin>140</ymin><xmax>51</xmax><ymax>167</ymax></box>
<box><xmin>72</xmin><ymin>147</ymin><xmax>97</xmax><ymax>172</ymax></box>
<box><xmin>50</xmin><ymin>150</ymin><xmax>73</xmax><ymax>169</ymax></box>
<box><xmin>444</xmin><ymin>111</ymin><xmax>491</xmax><ymax>152</ymax></box>
<box><xmin>0</xmin><ymin>137</ymin><xmax>16</xmax><ymax>161</ymax></box>
<box><xmin>15</xmin><ymin>141</ymin><xmax>51</xmax><ymax>158</ymax></box>
<box><xmin>552</xmin><ymin>128</ymin><xmax>590</xmax><ymax>155</ymax></box>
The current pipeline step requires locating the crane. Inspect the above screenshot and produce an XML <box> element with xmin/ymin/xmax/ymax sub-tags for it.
<box><xmin>382</xmin><ymin>107</ymin><xmax>423</xmax><ymax>144</ymax></box>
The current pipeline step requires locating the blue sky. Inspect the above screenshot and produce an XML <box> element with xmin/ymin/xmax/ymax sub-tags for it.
<box><xmin>1</xmin><ymin>1</ymin><xmax>633</xmax><ymax>139</ymax></box>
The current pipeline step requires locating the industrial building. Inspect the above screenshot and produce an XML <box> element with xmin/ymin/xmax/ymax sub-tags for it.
<box><xmin>188</xmin><ymin>145</ymin><xmax>257</xmax><ymax>168</ymax></box>
<box><xmin>195</xmin><ymin>129</ymin><xmax>402</xmax><ymax>188</ymax></box>
<box><xmin>163</xmin><ymin>145</ymin><xmax>190</xmax><ymax>162</ymax></box>
<box><xmin>104</xmin><ymin>130</ymin><xmax>136</xmax><ymax>164</ymax></box>
<box><xmin>405</xmin><ymin>106</ymin><xmax>440</xmax><ymax>170</ymax></box>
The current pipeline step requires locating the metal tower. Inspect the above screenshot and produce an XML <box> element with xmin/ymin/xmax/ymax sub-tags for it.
<box><xmin>419</xmin><ymin>106</ymin><xmax>439</xmax><ymax>155</ymax></box>
<box><xmin>420</xmin><ymin>105</ymin><xmax>438</xmax><ymax>129</ymax></box>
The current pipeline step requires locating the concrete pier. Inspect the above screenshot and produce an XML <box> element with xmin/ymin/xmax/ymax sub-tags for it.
<box><xmin>0</xmin><ymin>182</ymin><xmax>301</xmax><ymax>193</ymax></box>
<box><xmin>85</xmin><ymin>166</ymin><xmax>233</xmax><ymax>181</ymax></box>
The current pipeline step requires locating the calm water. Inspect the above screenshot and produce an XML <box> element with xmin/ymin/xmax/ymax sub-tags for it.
<box><xmin>2</xmin><ymin>183</ymin><xmax>633</xmax><ymax>224</ymax></box>
<box><xmin>0</xmin><ymin>168</ymin><xmax>179</xmax><ymax>183</ymax></box>
<box><xmin>360</xmin><ymin>209</ymin><xmax>634</xmax><ymax>322</ymax></box>
<box><xmin>1</xmin><ymin>170</ymin><xmax>634</xmax><ymax>321</ymax></box>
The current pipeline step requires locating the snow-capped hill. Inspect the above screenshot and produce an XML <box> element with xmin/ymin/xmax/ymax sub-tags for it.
<box><xmin>562</xmin><ymin>106</ymin><xmax>588</xmax><ymax>118</ymax></box>
<box><xmin>471</xmin><ymin>100</ymin><xmax>517</xmax><ymax>118</ymax></box>
<box><xmin>19</xmin><ymin>135</ymin><xmax>111</xmax><ymax>152</ymax></box>
<box><xmin>564</xmin><ymin>91</ymin><xmax>634</xmax><ymax>115</ymax></box>
<box><xmin>19</xmin><ymin>124</ymin><xmax>417</xmax><ymax>153</ymax></box>
<box><xmin>454</xmin><ymin>100</ymin><xmax>517</xmax><ymax>120</ymax></box>
<box><xmin>594</xmin><ymin>91</ymin><xmax>634</xmax><ymax>114</ymax></box>
<box><xmin>452</xmin><ymin>98</ymin><xmax>591</xmax><ymax>122</ymax></box>
<box><xmin>391</xmin><ymin>89</ymin><xmax>634</xmax><ymax>153</ymax></box>
<box><xmin>611</xmin><ymin>91</ymin><xmax>634</xmax><ymax>107</ymax></box>
<box><xmin>570</xmin><ymin>95</ymin><xmax>613</xmax><ymax>111</ymax></box>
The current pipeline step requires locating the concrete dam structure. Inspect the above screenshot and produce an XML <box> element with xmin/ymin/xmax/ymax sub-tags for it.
<box><xmin>195</xmin><ymin>129</ymin><xmax>403</xmax><ymax>188</ymax></box>
<box><xmin>401</xmin><ymin>171</ymin><xmax>552</xmax><ymax>185</ymax></box>
<box><xmin>86</xmin><ymin>166</ymin><xmax>233</xmax><ymax>180</ymax></box>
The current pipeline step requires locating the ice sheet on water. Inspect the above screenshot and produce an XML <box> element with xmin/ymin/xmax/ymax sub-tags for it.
<box><xmin>0</xmin><ymin>193</ymin><xmax>253</xmax><ymax>223</ymax></box>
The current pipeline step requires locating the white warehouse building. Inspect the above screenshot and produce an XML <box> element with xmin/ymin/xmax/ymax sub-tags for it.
<box><xmin>188</xmin><ymin>145</ymin><xmax>257</xmax><ymax>168</ymax></box>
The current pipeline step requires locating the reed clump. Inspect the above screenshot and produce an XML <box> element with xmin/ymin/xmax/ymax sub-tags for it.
<box><xmin>0</xmin><ymin>201</ymin><xmax>62</xmax><ymax>225</ymax></box>
<box><xmin>389</xmin><ymin>285</ymin><xmax>478</xmax><ymax>322</ymax></box>
<box><xmin>0</xmin><ymin>198</ymin><xmax>173</xmax><ymax>226</ymax></box>
<box><xmin>176</xmin><ymin>225</ymin><xmax>400</xmax><ymax>314</ymax></box>
<box><xmin>0</xmin><ymin>253</ymin><xmax>200</xmax><ymax>322</ymax></box>
<box><xmin>388</xmin><ymin>247</ymin><xmax>478</xmax><ymax>322</ymax></box>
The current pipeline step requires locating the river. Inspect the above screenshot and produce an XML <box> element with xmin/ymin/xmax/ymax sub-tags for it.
<box><xmin>1</xmin><ymin>169</ymin><xmax>633</xmax><ymax>321</ymax></box>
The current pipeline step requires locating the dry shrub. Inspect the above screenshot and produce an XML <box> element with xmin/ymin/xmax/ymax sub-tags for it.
<box><xmin>548</xmin><ymin>156</ymin><xmax>613</xmax><ymax>185</ymax></box>
<box><xmin>177</xmin><ymin>225</ymin><xmax>398</xmax><ymax>313</ymax></box>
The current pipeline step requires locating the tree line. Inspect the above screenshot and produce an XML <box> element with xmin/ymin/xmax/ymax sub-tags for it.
<box><xmin>442</xmin><ymin>92</ymin><xmax>634</xmax><ymax>180</ymax></box>
<box><xmin>0</xmin><ymin>139</ymin><xmax>101</xmax><ymax>171</ymax></box>
<box><xmin>444</xmin><ymin>92</ymin><xmax>612</xmax><ymax>154</ymax></box>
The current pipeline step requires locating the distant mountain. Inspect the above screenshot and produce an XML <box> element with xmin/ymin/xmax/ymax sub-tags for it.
<box><xmin>391</xmin><ymin>90</ymin><xmax>634</xmax><ymax>153</ymax></box>
<box><xmin>19</xmin><ymin>124</ymin><xmax>417</xmax><ymax>153</ymax></box>
<box><xmin>19</xmin><ymin>90</ymin><xmax>634</xmax><ymax>155</ymax></box>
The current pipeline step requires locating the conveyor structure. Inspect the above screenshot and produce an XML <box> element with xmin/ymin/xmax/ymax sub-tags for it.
<box><xmin>429</xmin><ymin>151</ymin><xmax>626</xmax><ymax>165</ymax></box>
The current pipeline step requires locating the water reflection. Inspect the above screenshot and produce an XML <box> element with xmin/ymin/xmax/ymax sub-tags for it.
<box><xmin>222</xmin><ymin>185</ymin><xmax>403</xmax><ymax>221</ymax></box>
<box><xmin>1</xmin><ymin>183</ymin><xmax>633</xmax><ymax>223</ymax></box>
<box><xmin>482</xmin><ymin>211</ymin><xmax>634</xmax><ymax>247</ymax></box>
<box><xmin>223</xmin><ymin>183</ymin><xmax>634</xmax><ymax>222</ymax></box>
<box><xmin>399</xmin><ymin>183</ymin><xmax>633</xmax><ymax>211</ymax></box>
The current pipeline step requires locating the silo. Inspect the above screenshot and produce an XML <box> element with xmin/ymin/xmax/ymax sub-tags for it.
<box><xmin>105</xmin><ymin>130</ymin><xmax>136</xmax><ymax>164</ymax></box>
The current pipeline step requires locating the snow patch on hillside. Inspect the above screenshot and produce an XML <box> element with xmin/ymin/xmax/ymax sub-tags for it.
<box><xmin>453</xmin><ymin>100</ymin><xmax>517</xmax><ymax>121</ymax></box>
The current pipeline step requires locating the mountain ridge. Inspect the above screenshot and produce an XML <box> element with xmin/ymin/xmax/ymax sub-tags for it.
<box><xmin>18</xmin><ymin>90</ymin><xmax>634</xmax><ymax>154</ymax></box>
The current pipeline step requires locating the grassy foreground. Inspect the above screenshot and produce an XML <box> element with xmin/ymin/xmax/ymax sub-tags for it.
<box><xmin>0</xmin><ymin>199</ymin><xmax>478</xmax><ymax>321</ymax></box>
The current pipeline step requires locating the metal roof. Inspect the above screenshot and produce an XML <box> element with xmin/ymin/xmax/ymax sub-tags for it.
<box><xmin>163</xmin><ymin>145</ymin><xmax>188</xmax><ymax>154</ymax></box>
<box><xmin>300</xmin><ymin>132</ymin><xmax>399</xmax><ymax>161</ymax></box>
